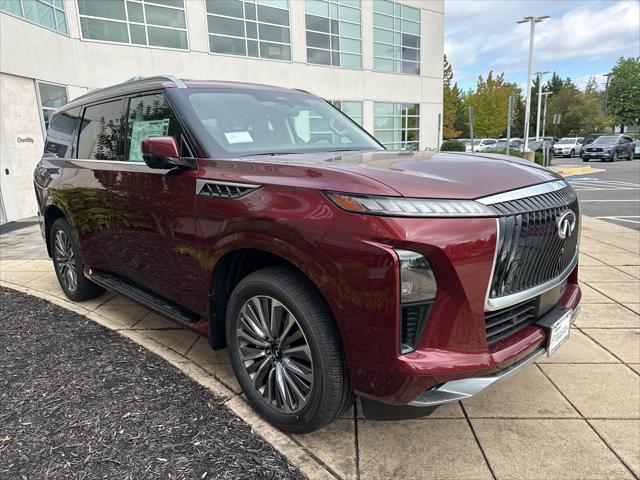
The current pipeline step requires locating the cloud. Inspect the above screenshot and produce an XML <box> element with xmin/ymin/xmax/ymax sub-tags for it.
<box><xmin>445</xmin><ymin>0</ymin><xmax>640</xmax><ymax>88</ymax></box>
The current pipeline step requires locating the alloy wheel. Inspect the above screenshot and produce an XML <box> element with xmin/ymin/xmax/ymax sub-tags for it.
<box><xmin>236</xmin><ymin>295</ymin><xmax>313</xmax><ymax>413</ymax></box>
<box><xmin>54</xmin><ymin>229</ymin><xmax>77</xmax><ymax>292</ymax></box>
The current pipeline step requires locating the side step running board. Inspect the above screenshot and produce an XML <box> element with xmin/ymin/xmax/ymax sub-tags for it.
<box><xmin>87</xmin><ymin>269</ymin><xmax>205</xmax><ymax>331</ymax></box>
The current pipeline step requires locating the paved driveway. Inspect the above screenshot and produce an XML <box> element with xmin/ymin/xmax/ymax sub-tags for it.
<box><xmin>1</xmin><ymin>216</ymin><xmax>638</xmax><ymax>480</ymax></box>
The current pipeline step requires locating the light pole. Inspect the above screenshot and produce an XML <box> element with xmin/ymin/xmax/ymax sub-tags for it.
<box><xmin>518</xmin><ymin>15</ymin><xmax>549</xmax><ymax>152</ymax></box>
<box><xmin>539</xmin><ymin>91</ymin><xmax>552</xmax><ymax>137</ymax></box>
<box><xmin>534</xmin><ymin>71</ymin><xmax>549</xmax><ymax>141</ymax></box>
<box><xmin>603</xmin><ymin>72</ymin><xmax>613</xmax><ymax>112</ymax></box>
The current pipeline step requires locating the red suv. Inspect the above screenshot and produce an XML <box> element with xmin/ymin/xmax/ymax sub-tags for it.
<box><xmin>34</xmin><ymin>76</ymin><xmax>581</xmax><ymax>433</ymax></box>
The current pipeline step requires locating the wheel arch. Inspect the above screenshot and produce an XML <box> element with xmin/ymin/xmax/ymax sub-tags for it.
<box><xmin>43</xmin><ymin>204</ymin><xmax>66</xmax><ymax>257</ymax></box>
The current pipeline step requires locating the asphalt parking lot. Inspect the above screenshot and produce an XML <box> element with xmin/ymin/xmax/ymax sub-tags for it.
<box><xmin>552</xmin><ymin>156</ymin><xmax>640</xmax><ymax>230</ymax></box>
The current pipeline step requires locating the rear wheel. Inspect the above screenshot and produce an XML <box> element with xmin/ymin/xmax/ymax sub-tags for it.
<box><xmin>226</xmin><ymin>266</ymin><xmax>353</xmax><ymax>433</ymax></box>
<box><xmin>50</xmin><ymin>218</ymin><xmax>104</xmax><ymax>301</ymax></box>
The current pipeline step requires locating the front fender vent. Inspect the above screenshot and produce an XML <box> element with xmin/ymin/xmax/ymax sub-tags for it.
<box><xmin>196</xmin><ymin>180</ymin><xmax>260</xmax><ymax>199</ymax></box>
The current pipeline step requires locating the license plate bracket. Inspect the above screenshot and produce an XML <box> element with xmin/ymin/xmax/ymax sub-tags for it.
<box><xmin>536</xmin><ymin>307</ymin><xmax>573</xmax><ymax>357</ymax></box>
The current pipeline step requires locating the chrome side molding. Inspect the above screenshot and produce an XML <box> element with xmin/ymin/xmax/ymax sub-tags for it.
<box><xmin>477</xmin><ymin>179</ymin><xmax>568</xmax><ymax>205</ymax></box>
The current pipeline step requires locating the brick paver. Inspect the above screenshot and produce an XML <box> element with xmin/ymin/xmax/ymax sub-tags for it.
<box><xmin>1</xmin><ymin>215</ymin><xmax>638</xmax><ymax>479</ymax></box>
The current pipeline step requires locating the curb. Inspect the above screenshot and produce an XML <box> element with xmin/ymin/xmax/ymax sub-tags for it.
<box><xmin>0</xmin><ymin>280</ymin><xmax>337</xmax><ymax>480</ymax></box>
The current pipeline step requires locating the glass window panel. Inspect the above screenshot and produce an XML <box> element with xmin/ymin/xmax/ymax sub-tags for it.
<box><xmin>54</xmin><ymin>9</ymin><xmax>67</xmax><ymax>33</ymax></box>
<box><xmin>307</xmin><ymin>48</ymin><xmax>331</xmax><ymax>65</ymax></box>
<box><xmin>374</xmin><ymin>103</ymin><xmax>395</xmax><ymax>116</ymax></box>
<box><xmin>77</xmin><ymin>99</ymin><xmax>124</xmax><ymax>161</ymax></box>
<box><xmin>306</xmin><ymin>0</ymin><xmax>328</xmax><ymax>17</ymax></box>
<box><xmin>256</xmin><ymin>0</ymin><xmax>288</xmax><ymax>9</ymax></box>
<box><xmin>331</xmin><ymin>51</ymin><xmax>340</xmax><ymax>65</ymax></box>
<box><xmin>340</xmin><ymin>21</ymin><xmax>359</xmax><ymax>38</ymax></box>
<box><xmin>259</xmin><ymin>23</ymin><xmax>289</xmax><ymax>43</ymax></box>
<box><xmin>373</xmin><ymin>43</ymin><xmax>393</xmax><ymax>58</ymax></box>
<box><xmin>330</xmin><ymin>18</ymin><xmax>339</xmax><ymax>34</ymax></box>
<box><xmin>374</xmin><ymin>28</ymin><xmax>393</xmax><ymax>44</ymax></box>
<box><xmin>208</xmin><ymin>16</ymin><xmax>245</xmax><ymax>36</ymax></box>
<box><xmin>53</xmin><ymin>0</ymin><xmax>64</xmax><ymax>7</ymax></box>
<box><xmin>38</xmin><ymin>83</ymin><xmax>67</xmax><ymax>109</ymax></box>
<box><xmin>373</xmin><ymin>0</ymin><xmax>393</xmax><ymax>15</ymax></box>
<box><xmin>306</xmin><ymin>14</ymin><xmax>329</xmax><ymax>33</ymax></box>
<box><xmin>127</xmin><ymin>1</ymin><xmax>144</xmax><ymax>23</ymax></box>
<box><xmin>129</xmin><ymin>23</ymin><xmax>146</xmax><ymax>44</ymax></box>
<box><xmin>402</xmin><ymin>4</ymin><xmax>420</xmax><ymax>21</ymax></box>
<box><xmin>147</xmin><ymin>26</ymin><xmax>187</xmax><ymax>48</ymax></box>
<box><xmin>257</xmin><ymin>4</ymin><xmax>288</xmax><ymax>25</ymax></box>
<box><xmin>374</xmin><ymin>130</ymin><xmax>396</xmax><ymax>143</ymax></box>
<box><xmin>340</xmin><ymin>37</ymin><xmax>360</xmax><ymax>53</ymax></box>
<box><xmin>373</xmin><ymin>13</ymin><xmax>393</xmax><ymax>29</ymax></box>
<box><xmin>340</xmin><ymin>53</ymin><xmax>360</xmax><ymax>69</ymax></box>
<box><xmin>259</xmin><ymin>41</ymin><xmax>290</xmax><ymax>60</ymax></box>
<box><xmin>0</xmin><ymin>0</ymin><xmax>22</xmax><ymax>15</ymax></box>
<box><xmin>80</xmin><ymin>17</ymin><xmax>129</xmax><ymax>42</ymax></box>
<box><xmin>148</xmin><ymin>0</ymin><xmax>183</xmax><ymax>7</ymax></box>
<box><xmin>77</xmin><ymin>0</ymin><xmax>126</xmax><ymax>21</ymax></box>
<box><xmin>206</xmin><ymin>0</ymin><xmax>243</xmax><ymax>17</ymax></box>
<box><xmin>341</xmin><ymin>101</ymin><xmax>362</xmax><ymax>117</ymax></box>
<box><xmin>306</xmin><ymin>31</ymin><xmax>330</xmax><ymax>49</ymax></box>
<box><xmin>144</xmin><ymin>4</ymin><xmax>185</xmax><ymax>28</ymax></box>
<box><xmin>246</xmin><ymin>21</ymin><xmax>258</xmax><ymax>38</ymax></box>
<box><xmin>328</xmin><ymin>2</ymin><xmax>337</xmax><ymax>19</ymax></box>
<box><xmin>23</xmin><ymin>0</ymin><xmax>56</xmax><ymax>28</ymax></box>
<box><xmin>401</xmin><ymin>19</ymin><xmax>419</xmax><ymax>34</ymax></box>
<box><xmin>339</xmin><ymin>0</ymin><xmax>360</xmax><ymax>7</ymax></box>
<box><xmin>330</xmin><ymin>35</ymin><xmax>339</xmax><ymax>50</ymax></box>
<box><xmin>401</xmin><ymin>61</ymin><xmax>420</xmax><ymax>74</ymax></box>
<box><xmin>338</xmin><ymin>5</ymin><xmax>359</xmax><ymax>22</ymax></box>
<box><xmin>373</xmin><ymin>58</ymin><xmax>394</xmax><ymax>72</ymax></box>
<box><xmin>401</xmin><ymin>47</ymin><xmax>419</xmax><ymax>61</ymax></box>
<box><xmin>247</xmin><ymin>39</ymin><xmax>259</xmax><ymax>56</ymax></box>
<box><xmin>209</xmin><ymin>34</ymin><xmax>246</xmax><ymax>55</ymax></box>
<box><xmin>401</xmin><ymin>33</ymin><xmax>419</xmax><ymax>48</ymax></box>
<box><xmin>374</xmin><ymin>117</ymin><xmax>396</xmax><ymax>129</ymax></box>
<box><xmin>245</xmin><ymin>2</ymin><xmax>256</xmax><ymax>20</ymax></box>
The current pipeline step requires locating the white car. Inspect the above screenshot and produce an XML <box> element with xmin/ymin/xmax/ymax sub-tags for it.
<box><xmin>553</xmin><ymin>137</ymin><xmax>584</xmax><ymax>157</ymax></box>
<box><xmin>466</xmin><ymin>138</ymin><xmax>498</xmax><ymax>152</ymax></box>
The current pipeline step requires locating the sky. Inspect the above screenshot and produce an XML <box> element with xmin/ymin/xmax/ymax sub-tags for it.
<box><xmin>444</xmin><ymin>0</ymin><xmax>640</xmax><ymax>92</ymax></box>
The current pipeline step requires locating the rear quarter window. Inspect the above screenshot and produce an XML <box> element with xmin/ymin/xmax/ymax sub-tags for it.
<box><xmin>45</xmin><ymin>107</ymin><xmax>81</xmax><ymax>158</ymax></box>
<box><xmin>77</xmin><ymin>99</ymin><xmax>125</xmax><ymax>160</ymax></box>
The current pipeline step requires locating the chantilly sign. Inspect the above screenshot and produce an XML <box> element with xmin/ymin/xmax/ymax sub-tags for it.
<box><xmin>16</xmin><ymin>136</ymin><xmax>35</xmax><ymax>144</ymax></box>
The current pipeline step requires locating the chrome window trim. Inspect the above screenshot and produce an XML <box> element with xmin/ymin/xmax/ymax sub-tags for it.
<box><xmin>477</xmin><ymin>180</ymin><xmax>568</xmax><ymax>206</ymax></box>
<box><xmin>485</xmin><ymin>251</ymin><xmax>578</xmax><ymax>311</ymax></box>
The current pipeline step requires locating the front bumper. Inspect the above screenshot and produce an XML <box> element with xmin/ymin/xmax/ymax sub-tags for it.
<box><xmin>409</xmin><ymin>304</ymin><xmax>581</xmax><ymax>406</ymax></box>
<box><xmin>582</xmin><ymin>152</ymin><xmax>611</xmax><ymax>160</ymax></box>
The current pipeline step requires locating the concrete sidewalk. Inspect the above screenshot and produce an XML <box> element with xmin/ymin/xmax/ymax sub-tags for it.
<box><xmin>1</xmin><ymin>216</ymin><xmax>638</xmax><ymax>480</ymax></box>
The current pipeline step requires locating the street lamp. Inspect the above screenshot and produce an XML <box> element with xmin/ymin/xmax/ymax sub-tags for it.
<box><xmin>538</xmin><ymin>91</ymin><xmax>552</xmax><ymax>137</ymax></box>
<box><xmin>517</xmin><ymin>15</ymin><xmax>550</xmax><ymax>152</ymax></box>
<box><xmin>534</xmin><ymin>71</ymin><xmax>549</xmax><ymax>141</ymax></box>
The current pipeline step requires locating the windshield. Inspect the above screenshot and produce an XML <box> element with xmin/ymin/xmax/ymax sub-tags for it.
<box><xmin>176</xmin><ymin>88</ymin><xmax>382</xmax><ymax>157</ymax></box>
<box><xmin>558</xmin><ymin>137</ymin><xmax>576</xmax><ymax>144</ymax></box>
<box><xmin>472</xmin><ymin>139</ymin><xmax>484</xmax><ymax>146</ymax></box>
<box><xmin>593</xmin><ymin>136</ymin><xmax>618</xmax><ymax>144</ymax></box>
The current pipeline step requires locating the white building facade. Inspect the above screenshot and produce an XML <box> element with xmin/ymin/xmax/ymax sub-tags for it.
<box><xmin>0</xmin><ymin>0</ymin><xmax>444</xmax><ymax>223</ymax></box>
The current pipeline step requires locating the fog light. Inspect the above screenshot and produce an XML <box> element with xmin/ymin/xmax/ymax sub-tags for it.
<box><xmin>396</xmin><ymin>250</ymin><xmax>437</xmax><ymax>353</ymax></box>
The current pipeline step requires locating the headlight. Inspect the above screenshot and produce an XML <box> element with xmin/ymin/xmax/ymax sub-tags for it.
<box><xmin>396</xmin><ymin>249</ymin><xmax>437</xmax><ymax>353</ymax></box>
<box><xmin>325</xmin><ymin>192</ymin><xmax>496</xmax><ymax>217</ymax></box>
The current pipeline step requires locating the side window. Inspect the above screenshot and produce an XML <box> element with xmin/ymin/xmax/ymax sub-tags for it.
<box><xmin>45</xmin><ymin>107</ymin><xmax>81</xmax><ymax>158</ymax></box>
<box><xmin>77</xmin><ymin>100</ymin><xmax>125</xmax><ymax>160</ymax></box>
<box><xmin>125</xmin><ymin>93</ymin><xmax>186</xmax><ymax>162</ymax></box>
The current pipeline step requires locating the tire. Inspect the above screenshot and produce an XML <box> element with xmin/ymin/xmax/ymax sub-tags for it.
<box><xmin>225</xmin><ymin>265</ymin><xmax>353</xmax><ymax>434</ymax></box>
<box><xmin>569</xmin><ymin>149</ymin><xmax>575</xmax><ymax>158</ymax></box>
<box><xmin>612</xmin><ymin>150</ymin><xmax>618</xmax><ymax>162</ymax></box>
<box><xmin>582</xmin><ymin>158</ymin><xmax>589</xmax><ymax>162</ymax></box>
<box><xmin>50</xmin><ymin>218</ymin><xmax>104</xmax><ymax>301</ymax></box>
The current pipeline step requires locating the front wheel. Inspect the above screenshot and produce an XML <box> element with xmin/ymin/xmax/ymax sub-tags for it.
<box><xmin>582</xmin><ymin>158</ymin><xmax>589</xmax><ymax>162</ymax></box>
<box><xmin>612</xmin><ymin>150</ymin><xmax>618</xmax><ymax>162</ymax></box>
<box><xmin>569</xmin><ymin>149</ymin><xmax>575</xmax><ymax>158</ymax></box>
<box><xmin>50</xmin><ymin>218</ymin><xmax>104</xmax><ymax>301</ymax></box>
<box><xmin>226</xmin><ymin>266</ymin><xmax>353</xmax><ymax>434</ymax></box>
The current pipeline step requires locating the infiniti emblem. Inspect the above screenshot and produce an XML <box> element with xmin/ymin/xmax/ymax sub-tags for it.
<box><xmin>557</xmin><ymin>211</ymin><xmax>577</xmax><ymax>239</ymax></box>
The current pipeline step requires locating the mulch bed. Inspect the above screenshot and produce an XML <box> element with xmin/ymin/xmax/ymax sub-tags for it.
<box><xmin>0</xmin><ymin>287</ymin><xmax>305</xmax><ymax>480</ymax></box>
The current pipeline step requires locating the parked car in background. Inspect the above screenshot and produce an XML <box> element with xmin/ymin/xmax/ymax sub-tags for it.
<box><xmin>527</xmin><ymin>138</ymin><xmax>553</xmax><ymax>153</ymax></box>
<box><xmin>34</xmin><ymin>76</ymin><xmax>582</xmax><ymax>433</ymax></box>
<box><xmin>553</xmin><ymin>137</ymin><xmax>584</xmax><ymax>157</ymax></box>
<box><xmin>635</xmin><ymin>139</ymin><xmax>640</xmax><ymax>159</ymax></box>
<box><xmin>580</xmin><ymin>133</ymin><xmax>605</xmax><ymax>156</ymax></box>
<box><xmin>582</xmin><ymin>135</ymin><xmax>636</xmax><ymax>162</ymax></box>
<box><xmin>483</xmin><ymin>139</ymin><xmax>523</xmax><ymax>153</ymax></box>
<box><xmin>466</xmin><ymin>138</ymin><xmax>497</xmax><ymax>152</ymax></box>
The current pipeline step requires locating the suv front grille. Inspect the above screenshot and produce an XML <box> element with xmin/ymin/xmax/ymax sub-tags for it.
<box><xmin>485</xmin><ymin>299</ymin><xmax>537</xmax><ymax>344</ymax></box>
<box><xmin>489</xmin><ymin>186</ymin><xmax>579</xmax><ymax>299</ymax></box>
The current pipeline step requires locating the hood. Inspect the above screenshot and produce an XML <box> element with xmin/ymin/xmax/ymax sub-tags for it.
<box><xmin>242</xmin><ymin>150</ymin><xmax>561</xmax><ymax>199</ymax></box>
<box><xmin>554</xmin><ymin>143</ymin><xmax>576</xmax><ymax>148</ymax></box>
<box><xmin>589</xmin><ymin>142</ymin><xmax>616</xmax><ymax>148</ymax></box>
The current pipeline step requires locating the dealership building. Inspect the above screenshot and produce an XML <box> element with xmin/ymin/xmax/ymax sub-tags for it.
<box><xmin>0</xmin><ymin>0</ymin><xmax>444</xmax><ymax>223</ymax></box>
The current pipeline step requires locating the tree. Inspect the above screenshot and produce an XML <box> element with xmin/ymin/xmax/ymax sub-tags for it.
<box><xmin>442</xmin><ymin>55</ymin><xmax>462</xmax><ymax>139</ymax></box>
<box><xmin>607</xmin><ymin>57</ymin><xmax>640</xmax><ymax>130</ymax></box>
<box><xmin>544</xmin><ymin>72</ymin><xmax>565</xmax><ymax>96</ymax></box>
<box><xmin>466</xmin><ymin>71</ymin><xmax>516</xmax><ymax>138</ymax></box>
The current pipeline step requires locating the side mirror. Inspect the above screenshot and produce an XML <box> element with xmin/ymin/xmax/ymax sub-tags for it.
<box><xmin>141</xmin><ymin>136</ymin><xmax>196</xmax><ymax>170</ymax></box>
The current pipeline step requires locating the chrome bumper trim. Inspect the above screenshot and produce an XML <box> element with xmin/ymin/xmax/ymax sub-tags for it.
<box><xmin>408</xmin><ymin>306</ymin><xmax>580</xmax><ymax>407</ymax></box>
<box><xmin>485</xmin><ymin>251</ymin><xmax>579</xmax><ymax>311</ymax></box>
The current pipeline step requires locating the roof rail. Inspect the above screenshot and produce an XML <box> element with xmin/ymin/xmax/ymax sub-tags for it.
<box><xmin>126</xmin><ymin>75</ymin><xmax>187</xmax><ymax>88</ymax></box>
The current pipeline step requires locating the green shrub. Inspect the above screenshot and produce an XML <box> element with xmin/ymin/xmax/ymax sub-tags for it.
<box><xmin>483</xmin><ymin>149</ymin><xmax>545</xmax><ymax>165</ymax></box>
<box><xmin>440</xmin><ymin>139</ymin><xmax>466</xmax><ymax>152</ymax></box>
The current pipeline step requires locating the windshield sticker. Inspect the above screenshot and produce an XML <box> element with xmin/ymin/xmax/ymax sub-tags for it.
<box><xmin>225</xmin><ymin>131</ymin><xmax>254</xmax><ymax>144</ymax></box>
<box><xmin>130</xmin><ymin>118</ymin><xmax>170</xmax><ymax>162</ymax></box>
